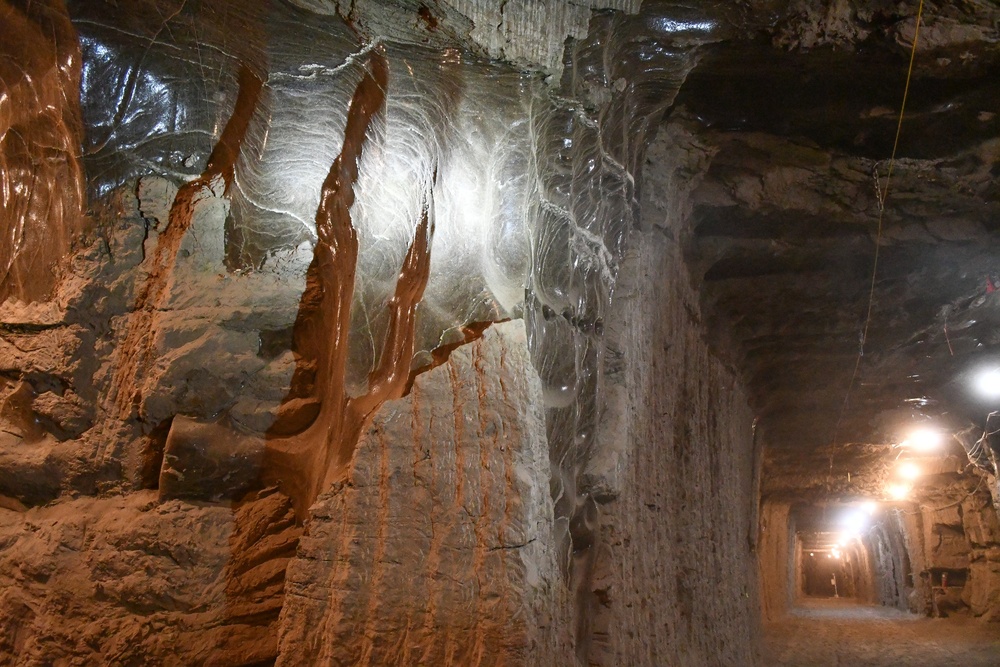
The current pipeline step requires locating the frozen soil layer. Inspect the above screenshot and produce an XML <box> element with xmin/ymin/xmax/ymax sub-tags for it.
<box><xmin>763</xmin><ymin>598</ymin><xmax>1000</xmax><ymax>667</ymax></box>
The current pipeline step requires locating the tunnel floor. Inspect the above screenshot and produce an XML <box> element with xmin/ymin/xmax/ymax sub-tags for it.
<box><xmin>762</xmin><ymin>598</ymin><xmax>1000</xmax><ymax>666</ymax></box>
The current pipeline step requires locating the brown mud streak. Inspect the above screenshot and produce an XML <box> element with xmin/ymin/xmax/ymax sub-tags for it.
<box><xmin>105</xmin><ymin>66</ymin><xmax>263</xmax><ymax>432</ymax></box>
<box><xmin>403</xmin><ymin>320</ymin><xmax>499</xmax><ymax>394</ymax></box>
<box><xmin>264</xmin><ymin>47</ymin><xmax>439</xmax><ymax>518</ymax></box>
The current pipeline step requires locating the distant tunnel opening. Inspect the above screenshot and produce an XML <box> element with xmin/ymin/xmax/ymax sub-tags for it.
<box><xmin>797</xmin><ymin>531</ymin><xmax>874</xmax><ymax>601</ymax></box>
<box><xmin>760</xmin><ymin>488</ymin><xmax>1000</xmax><ymax>623</ymax></box>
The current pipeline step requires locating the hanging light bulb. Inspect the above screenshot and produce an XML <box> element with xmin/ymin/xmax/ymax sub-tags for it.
<box><xmin>902</xmin><ymin>427</ymin><xmax>943</xmax><ymax>452</ymax></box>
<box><xmin>973</xmin><ymin>367</ymin><xmax>1000</xmax><ymax>399</ymax></box>
<box><xmin>887</xmin><ymin>483</ymin><xmax>910</xmax><ymax>500</ymax></box>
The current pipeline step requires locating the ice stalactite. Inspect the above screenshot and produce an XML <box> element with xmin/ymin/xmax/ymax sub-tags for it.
<box><xmin>0</xmin><ymin>0</ymin><xmax>86</xmax><ymax>303</ymax></box>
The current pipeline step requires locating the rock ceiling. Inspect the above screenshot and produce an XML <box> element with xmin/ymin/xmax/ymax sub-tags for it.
<box><xmin>655</xmin><ymin>1</ymin><xmax>1000</xmax><ymax>496</ymax></box>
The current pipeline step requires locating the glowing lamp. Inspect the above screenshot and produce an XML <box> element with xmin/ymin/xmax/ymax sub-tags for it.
<box><xmin>839</xmin><ymin>508</ymin><xmax>869</xmax><ymax>538</ymax></box>
<box><xmin>897</xmin><ymin>462</ymin><xmax>921</xmax><ymax>480</ymax></box>
<box><xmin>974</xmin><ymin>368</ymin><xmax>1000</xmax><ymax>399</ymax></box>
<box><xmin>903</xmin><ymin>428</ymin><xmax>943</xmax><ymax>452</ymax></box>
<box><xmin>887</xmin><ymin>483</ymin><xmax>910</xmax><ymax>501</ymax></box>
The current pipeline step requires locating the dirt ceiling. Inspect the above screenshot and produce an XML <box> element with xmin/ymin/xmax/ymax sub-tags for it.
<box><xmin>654</xmin><ymin>0</ymin><xmax>1000</xmax><ymax>495</ymax></box>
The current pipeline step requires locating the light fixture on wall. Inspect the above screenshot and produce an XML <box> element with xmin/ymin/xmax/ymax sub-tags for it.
<box><xmin>887</xmin><ymin>483</ymin><xmax>910</xmax><ymax>500</ymax></box>
<box><xmin>901</xmin><ymin>427</ymin><xmax>943</xmax><ymax>452</ymax></box>
<box><xmin>897</xmin><ymin>461</ymin><xmax>921</xmax><ymax>480</ymax></box>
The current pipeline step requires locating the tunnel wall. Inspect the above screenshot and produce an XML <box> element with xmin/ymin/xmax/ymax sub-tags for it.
<box><xmin>842</xmin><ymin>540</ymin><xmax>875</xmax><ymax>602</ymax></box>
<box><xmin>867</xmin><ymin>512</ymin><xmax>912</xmax><ymax>610</ymax></box>
<box><xmin>758</xmin><ymin>501</ymin><xmax>793</xmax><ymax>619</ymax></box>
<box><xmin>901</xmin><ymin>488</ymin><xmax>1000</xmax><ymax>619</ymax></box>
<box><xmin>274</xmin><ymin>322</ymin><xmax>576</xmax><ymax>665</ymax></box>
<box><xmin>577</xmin><ymin>224</ymin><xmax>761</xmax><ymax>664</ymax></box>
<box><xmin>0</xmin><ymin>323</ymin><xmax>573</xmax><ymax>665</ymax></box>
<box><xmin>0</xmin><ymin>3</ymin><xmax>769</xmax><ymax>665</ymax></box>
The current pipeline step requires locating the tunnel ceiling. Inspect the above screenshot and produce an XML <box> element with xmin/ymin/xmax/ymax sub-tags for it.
<box><xmin>650</xmin><ymin>0</ymin><xmax>1000</xmax><ymax>496</ymax></box>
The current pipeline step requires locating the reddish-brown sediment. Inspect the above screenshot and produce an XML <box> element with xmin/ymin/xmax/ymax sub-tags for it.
<box><xmin>263</xmin><ymin>47</ymin><xmax>440</xmax><ymax>515</ymax></box>
<box><xmin>404</xmin><ymin>320</ymin><xmax>496</xmax><ymax>394</ymax></box>
<box><xmin>105</xmin><ymin>65</ymin><xmax>264</xmax><ymax>432</ymax></box>
<box><xmin>0</xmin><ymin>0</ymin><xmax>86</xmax><ymax>304</ymax></box>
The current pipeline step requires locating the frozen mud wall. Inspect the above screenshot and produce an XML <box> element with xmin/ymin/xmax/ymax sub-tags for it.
<box><xmin>0</xmin><ymin>1</ymin><xmax>765</xmax><ymax>664</ymax></box>
<box><xmin>575</xmin><ymin>175</ymin><xmax>761</xmax><ymax>662</ymax></box>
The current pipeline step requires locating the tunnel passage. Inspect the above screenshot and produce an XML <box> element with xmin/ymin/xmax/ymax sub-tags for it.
<box><xmin>783</xmin><ymin>503</ymin><xmax>910</xmax><ymax>608</ymax></box>
<box><xmin>759</xmin><ymin>456</ymin><xmax>1000</xmax><ymax>622</ymax></box>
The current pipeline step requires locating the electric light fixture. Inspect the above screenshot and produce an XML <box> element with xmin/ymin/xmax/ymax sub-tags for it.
<box><xmin>902</xmin><ymin>427</ymin><xmax>943</xmax><ymax>452</ymax></box>
<box><xmin>887</xmin><ymin>483</ymin><xmax>910</xmax><ymax>500</ymax></box>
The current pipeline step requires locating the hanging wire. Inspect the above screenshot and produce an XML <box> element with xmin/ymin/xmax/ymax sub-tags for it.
<box><xmin>828</xmin><ymin>1</ymin><xmax>925</xmax><ymax>487</ymax></box>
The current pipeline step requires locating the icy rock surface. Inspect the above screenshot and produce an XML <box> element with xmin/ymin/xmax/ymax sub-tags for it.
<box><xmin>277</xmin><ymin>321</ymin><xmax>574</xmax><ymax>665</ymax></box>
<box><xmin>0</xmin><ymin>0</ymin><xmax>757</xmax><ymax>662</ymax></box>
<box><xmin>0</xmin><ymin>1</ymin><xmax>86</xmax><ymax>303</ymax></box>
<box><xmin>72</xmin><ymin>0</ymin><xmax>534</xmax><ymax>397</ymax></box>
<box><xmin>59</xmin><ymin>0</ymin><xmax>733</xmax><ymax>537</ymax></box>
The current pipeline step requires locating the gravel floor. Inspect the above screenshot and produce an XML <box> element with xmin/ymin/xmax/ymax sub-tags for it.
<box><xmin>762</xmin><ymin>597</ymin><xmax>1000</xmax><ymax>666</ymax></box>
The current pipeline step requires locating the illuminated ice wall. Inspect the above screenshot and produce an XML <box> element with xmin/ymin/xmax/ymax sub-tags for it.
<box><xmin>67</xmin><ymin>0</ymin><xmax>732</xmax><ymax>578</ymax></box>
<box><xmin>0</xmin><ymin>1</ymin><xmax>766</xmax><ymax>663</ymax></box>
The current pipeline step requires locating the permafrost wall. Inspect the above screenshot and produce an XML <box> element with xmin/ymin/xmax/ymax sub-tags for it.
<box><xmin>0</xmin><ymin>1</ymin><xmax>762</xmax><ymax>664</ymax></box>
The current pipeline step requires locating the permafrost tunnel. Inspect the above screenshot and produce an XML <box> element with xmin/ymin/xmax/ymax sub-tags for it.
<box><xmin>1</xmin><ymin>1</ymin><xmax>999</xmax><ymax>665</ymax></box>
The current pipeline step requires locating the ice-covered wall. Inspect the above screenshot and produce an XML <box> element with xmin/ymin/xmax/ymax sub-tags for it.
<box><xmin>0</xmin><ymin>1</ymin><xmax>765</xmax><ymax>664</ymax></box>
<box><xmin>0</xmin><ymin>1</ymin><xmax>86</xmax><ymax>303</ymax></box>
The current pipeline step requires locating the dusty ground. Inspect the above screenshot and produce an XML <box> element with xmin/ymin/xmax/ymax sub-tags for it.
<box><xmin>763</xmin><ymin>598</ymin><xmax>1000</xmax><ymax>667</ymax></box>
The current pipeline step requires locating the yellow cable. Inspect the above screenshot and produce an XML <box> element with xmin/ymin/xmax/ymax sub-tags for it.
<box><xmin>862</xmin><ymin>0</ymin><xmax>924</xmax><ymax>352</ymax></box>
<box><xmin>830</xmin><ymin>0</ymin><xmax>924</xmax><ymax>469</ymax></box>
